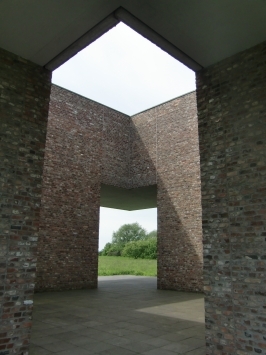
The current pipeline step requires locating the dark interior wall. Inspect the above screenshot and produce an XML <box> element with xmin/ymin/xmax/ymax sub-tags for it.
<box><xmin>0</xmin><ymin>48</ymin><xmax>51</xmax><ymax>355</ymax></box>
<box><xmin>132</xmin><ymin>92</ymin><xmax>203</xmax><ymax>292</ymax></box>
<box><xmin>196</xmin><ymin>41</ymin><xmax>266</xmax><ymax>354</ymax></box>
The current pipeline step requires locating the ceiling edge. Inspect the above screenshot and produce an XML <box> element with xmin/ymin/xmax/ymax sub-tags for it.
<box><xmin>44</xmin><ymin>13</ymin><xmax>119</xmax><ymax>71</ymax></box>
<box><xmin>114</xmin><ymin>7</ymin><xmax>203</xmax><ymax>72</ymax></box>
<box><xmin>45</xmin><ymin>6</ymin><xmax>203</xmax><ymax>72</ymax></box>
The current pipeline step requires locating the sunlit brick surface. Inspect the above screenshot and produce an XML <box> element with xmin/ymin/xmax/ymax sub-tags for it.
<box><xmin>132</xmin><ymin>94</ymin><xmax>203</xmax><ymax>292</ymax></box>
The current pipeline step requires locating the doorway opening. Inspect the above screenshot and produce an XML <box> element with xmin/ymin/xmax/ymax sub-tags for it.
<box><xmin>99</xmin><ymin>204</ymin><xmax>157</xmax><ymax>277</ymax></box>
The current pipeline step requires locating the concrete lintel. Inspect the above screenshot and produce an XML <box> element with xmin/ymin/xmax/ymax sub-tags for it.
<box><xmin>100</xmin><ymin>183</ymin><xmax>157</xmax><ymax>211</ymax></box>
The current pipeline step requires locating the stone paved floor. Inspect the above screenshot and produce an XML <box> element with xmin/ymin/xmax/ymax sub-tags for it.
<box><xmin>29</xmin><ymin>276</ymin><xmax>205</xmax><ymax>355</ymax></box>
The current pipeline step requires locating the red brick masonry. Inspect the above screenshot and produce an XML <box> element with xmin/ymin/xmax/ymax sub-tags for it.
<box><xmin>36</xmin><ymin>85</ymin><xmax>203</xmax><ymax>292</ymax></box>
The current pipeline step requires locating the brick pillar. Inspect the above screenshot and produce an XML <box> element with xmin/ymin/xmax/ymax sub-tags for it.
<box><xmin>0</xmin><ymin>48</ymin><xmax>51</xmax><ymax>354</ymax></box>
<box><xmin>196</xmin><ymin>41</ymin><xmax>266</xmax><ymax>354</ymax></box>
<box><xmin>36</xmin><ymin>85</ymin><xmax>102</xmax><ymax>291</ymax></box>
<box><xmin>156</xmin><ymin>92</ymin><xmax>203</xmax><ymax>292</ymax></box>
<box><xmin>132</xmin><ymin>92</ymin><xmax>203</xmax><ymax>292</ymax></box>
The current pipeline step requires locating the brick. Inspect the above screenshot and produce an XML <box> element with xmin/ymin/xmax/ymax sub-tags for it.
<box><xmin>196</xmin><ymin>40</ymin><xmax>266</xmax><ymax>354</ymax></box>
<box><xmin>36</xmin><ymin>86</ymin><xmax>203</xmax><ymax>293</ymax></box>
<box><xmin>0</xmin><ymin>47</ymin><xmax>51</xmax><ymax>355</ymax></box>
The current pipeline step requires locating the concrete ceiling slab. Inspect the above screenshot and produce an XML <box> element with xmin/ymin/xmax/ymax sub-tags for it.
<box><xmin>100</xmin><ymin>184</ymin><xmax>157</xmax><ymax>211</ymax></box>
<box><xmin>0</xmin><ymin>0</ymin><xmax>120</xmax><ymax>66</ymax></box>
<box><xmin>0</xmin><ymin>0</ymin><xmax>266</xmax><ymax>70</ymax></box>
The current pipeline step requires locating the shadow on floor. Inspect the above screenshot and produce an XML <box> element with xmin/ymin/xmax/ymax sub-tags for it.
<box><xmin>30</xmin><ymin>276</ymin><xmax>206</xmax><ymax>355</ymax></box>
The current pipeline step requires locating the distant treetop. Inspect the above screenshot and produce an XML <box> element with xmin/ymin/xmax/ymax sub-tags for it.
<box><xmin>112</xmin><ymin>222</ymin><xmax>147</xmax><ymax>246</ymax></box>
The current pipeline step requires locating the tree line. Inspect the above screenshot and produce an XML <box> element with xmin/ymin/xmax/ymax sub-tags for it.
<box><xmin>99</xmin><ymin>223</ymin><xmax>157</xmax><ymax>259</ymax></box>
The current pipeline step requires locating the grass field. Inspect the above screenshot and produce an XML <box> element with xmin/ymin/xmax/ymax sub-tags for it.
<box><xmin>98</xmin><ymin>256</ymin><xmax>157</xmax><ymax>276</ymax></box>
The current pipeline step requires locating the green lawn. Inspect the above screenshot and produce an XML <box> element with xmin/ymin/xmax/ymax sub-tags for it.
<box><xmin>98</xmin><ymin>256</ymin><xmax>157</xmax><ymax>276</ymax></box>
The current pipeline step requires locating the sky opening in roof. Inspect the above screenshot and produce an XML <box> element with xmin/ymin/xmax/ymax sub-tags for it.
<box><xmin>52</xmin><ymin>22</ymin><xmax>196</xmax><ymax>116</ymax></box>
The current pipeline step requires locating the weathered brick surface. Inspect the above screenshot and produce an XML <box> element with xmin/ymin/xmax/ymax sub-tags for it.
<box><xmin>36</xmin><ymin>86</ymin><xmax>130</xmax><ymax>291</ymax></box>
<box><xmin>0</xmin><ymin>48</ymin><xmax>51</xmax><ymax>354</ymax></box>
<box><xmin>36</xmin><ymin>86</ymin><xmax>203</xmax><ymax>293</ymax></box>
<box><xmin>130</xmin><ymin>110</ymin><xmax>157</xmax><ymax>188</ymax></box>
<box><xmin>196</xmin><ymin>41</ymin><xmax>266</xmax><ymax>354</ymax></box>
<box><xmin>102</xmin><ymin>106</ymin><xmax>131</xmax><ymax>188</ymax></box>
<box><xmin>1</xmin><ymin>36</ymin><xmax>265</xmax><ymax>355</ymax></box>
<box><xmin>132</xmin><ymin>93</ymin><xmax>203</xmax><ymax>291</ymax></box>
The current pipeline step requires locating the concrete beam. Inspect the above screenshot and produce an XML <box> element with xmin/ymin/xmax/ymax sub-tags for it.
<box><xmin>100</xmin><ymin>183</ymin><xmax>157</xmax><ymax>211</ymax></box>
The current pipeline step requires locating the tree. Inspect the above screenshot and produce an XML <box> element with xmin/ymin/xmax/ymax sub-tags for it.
<box><xmin>112</xmin><ymin>223</ymin><xmax>147</xmax><ymax>246</ymax></box>
<box><xmin>147</xmin><ymin>230</ymin><xmax>157</xmax><ymax>239</ymax></box>
<box><xmin>122</xmin><ymin>238</ymin><xmax>157</xmax><ymax>259</ymax></box>
<box><xmin>101</xmin><ymin>242</ymin><xmax>124</xmax><ymax>256</ymax></box>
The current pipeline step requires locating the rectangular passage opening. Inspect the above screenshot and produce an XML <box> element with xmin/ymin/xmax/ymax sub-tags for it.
<box><xmin>99</xmin><ymin>207</ymin><xmax>157</xmax><ymax>268</ymax></box>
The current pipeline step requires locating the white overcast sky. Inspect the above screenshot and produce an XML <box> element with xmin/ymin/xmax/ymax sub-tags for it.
<box><xmin>52</xmin><ymin>22</ymin><xmax>196</xmax><ymax>250</ymax></box>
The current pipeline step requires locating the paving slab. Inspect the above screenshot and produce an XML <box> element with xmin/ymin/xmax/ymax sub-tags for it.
<box><xmin>29</xmin><ymin>275</ymin><xmax>205</xmax><ymax>354</ymax></box>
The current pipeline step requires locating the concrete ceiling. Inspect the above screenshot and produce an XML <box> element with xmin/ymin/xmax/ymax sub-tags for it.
<box><xmin>1</xmin><ymin>0</ymin><xmax>266</xmax><ymax>71</ymax></box>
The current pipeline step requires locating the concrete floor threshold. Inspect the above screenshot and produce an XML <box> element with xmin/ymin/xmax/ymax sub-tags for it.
<box><xmin>30</xmin><ymin>276</ymin><xmax>205</xmax><ymax>355</ymax></box>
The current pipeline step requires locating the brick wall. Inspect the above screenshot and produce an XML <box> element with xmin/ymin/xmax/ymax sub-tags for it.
<box><xmin>1</xmin><ymin>35</ymin><xmax>265</xmax><ymax>355</ymax></box>
<box><xmin>132</xmin><ymin>92</ymin><xmax>203</xmax><ymax>291</ymax></box>
<box><xmin>36</xmin><ymin>86</ymin><xmax>203</xmax><ymax>293</ymax></box>
<box><xmin>36</xmin><ymin>85</ymin><xmax>130</xmax><ymax>291</ymax></box>
<box><xmin>130</xmin><ymin>109</ymin><xmax>157</xmax><ymax>188</ymax></box>
<box><xmin>0</xmin><ymin>48</ymin><xmax>51</xmax><ymax>355</ymax></box>
<box><xmin>196</xmin><ymin>41</ymin><xmax>266</xmax><ymax>354</ymax></box>
<box><xmin>102</xmin><ymin>105</ymin><xmax>131</xmax><ymax>189</ymax></box>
